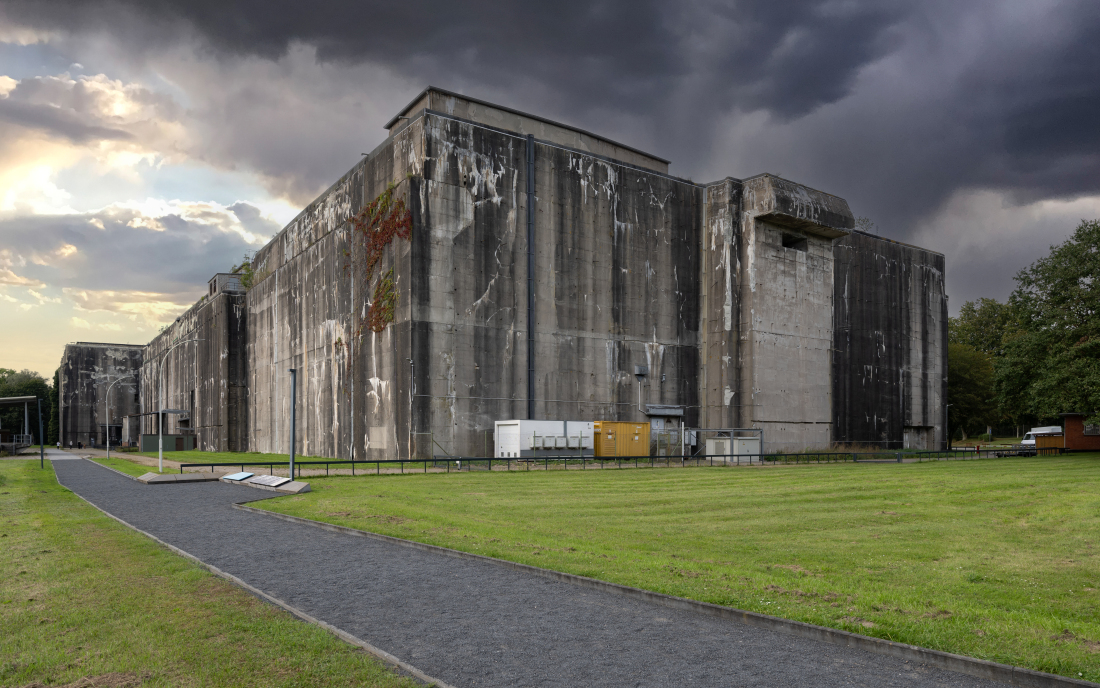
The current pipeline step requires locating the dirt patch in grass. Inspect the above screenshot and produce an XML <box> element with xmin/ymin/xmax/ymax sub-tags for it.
<box><xmin>19</xmin><ymin>670</ymin><xmax>151</xmax><ymax>688</ymax></box>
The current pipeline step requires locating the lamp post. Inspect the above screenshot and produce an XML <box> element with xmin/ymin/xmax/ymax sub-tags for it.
<box><xmin>945</xmin><ymin>403</ymin><xmax>953</xmax><ymax>451</ymax></box>
<box><xmin>288</xmin><ymin>368</ymin><xmax>296</xmax><ymax>480</ymax></box>
<box><xmin>104</xmin><ymin>374</ymin><xmax>134</xmax><ymax>460</ymax></box>
<box><xmin>406</xmin><ymin>358</ymin><xmax>414</xmax><ymax>460</ymax></box>
<box><xmin>154</xmin><ymin>337</ymin><xmax>202</xmax><ymax>473</ymax></box>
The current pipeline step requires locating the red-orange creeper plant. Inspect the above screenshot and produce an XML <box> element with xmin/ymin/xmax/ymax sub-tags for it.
<box><xmin>338</xmin><ymin>180</ymin><xmax>413</xmax><ymax>363</ymax></box>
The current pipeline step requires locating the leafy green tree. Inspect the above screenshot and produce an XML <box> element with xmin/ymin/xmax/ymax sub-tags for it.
<box><xmin>48</xmin><ymin>368</ymin><xmax>60</xmax><ymax>444</ymax></box>
<box><xmin>997</xmin><ymin>219</ymin><xmax>1100</xmax><ymax>425</ymax></box>
<box><xmin>949</xmin><ymin>297</ymin><xmax>1013</xmax><ymax>357</ymax></box>
<box><xmin>948</xmin><ymin>343</ymin><xmax>997</xmax><ymax>439</ymax></box>
<box><xmin>0</xmin><ymin>368</ymin><xmax>51</xmax><ymax>443</ymax></box>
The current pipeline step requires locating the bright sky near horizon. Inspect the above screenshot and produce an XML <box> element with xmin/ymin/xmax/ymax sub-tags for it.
<box><xmin>2</xmin><ymin>1</ymin><xmax>1099</xmax><ymax>378</ymax></box>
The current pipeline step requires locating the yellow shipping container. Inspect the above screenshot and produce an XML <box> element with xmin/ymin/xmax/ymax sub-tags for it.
<box><xmin>593</xmin><ymin>421</ymin><xmax>650</xmax><ymax>457</ymax></box>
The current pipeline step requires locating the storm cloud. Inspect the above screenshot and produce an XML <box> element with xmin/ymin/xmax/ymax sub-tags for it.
<box><xmin>1</xmin><ymin>0</ymin><xmax>1099</xmax><ymax>372</ymax></box>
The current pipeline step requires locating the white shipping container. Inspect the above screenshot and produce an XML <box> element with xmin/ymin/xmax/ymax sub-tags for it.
<box><xmin>494</xmin><ymin>420</ymin><xmax>594</xmax><ymax>458</ymax></box>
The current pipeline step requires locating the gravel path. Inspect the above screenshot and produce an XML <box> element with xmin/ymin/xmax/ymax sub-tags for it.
<box><xmin>53</xmin><ymin>459</ymin><xmax>1014</xmax><ymax>688</ymax></box>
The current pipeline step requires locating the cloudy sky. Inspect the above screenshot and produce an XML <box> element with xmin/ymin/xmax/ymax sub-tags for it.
<box><xmin>1</xmin><ymin>0</ymin><xmax>1098</xmax><ymax>378</ymax></box>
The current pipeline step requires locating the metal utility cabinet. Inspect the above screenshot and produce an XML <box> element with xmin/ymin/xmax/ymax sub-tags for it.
<box><xmin>593</xmin><ymin>421</ymin><xmax>650</xmax><ymax>457</ymax></box>
<box><xmin>494</xmin><ymin>420</ymin><xmax>594</xmax><ymax>458</ymax></box>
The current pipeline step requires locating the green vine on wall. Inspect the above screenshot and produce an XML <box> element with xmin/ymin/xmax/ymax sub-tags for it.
<box><xmin>369</xmin><ymin>268</ymin><xmax>398</xmax><ymax>333</ymax></box>
<box><xmin>343</xmin><ymin>178</ymin><xmax>414</xmax><ymax>342</ymax></box>
<box><xmin>231</xmin><ymin>254</ymin><xmax>269</xmax><ymax>291</ymax></box>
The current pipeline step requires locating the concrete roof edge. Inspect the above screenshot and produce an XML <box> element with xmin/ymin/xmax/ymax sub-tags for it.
<box><xmin>253</xmin><ymin>155</ymin><xmax>372</xmax><ymax>267</ymax></box>
<box><xmin>70</xmin><ymin>342</ymin><xmax>144</xmax><ymax>348</ymax></box>
<box><xmin>849</xmin><ymin>229</ymin><xmax>944</xmax><ymax>257</ymax></box>
<box><xmin>702</xmin><ymin>177</ymin><xmax>744</xmax><ymax>188</ymax></box>
<box><xmin>387</xmin><ymin>86</ymin><xmax>671</xmax><ymax>165</ymax></box>
<box><xmin>423</xmin><ymin>110</ymin><xmax>698</xmax><ymax>187</ymax></box>
<box><xmin>742</xmin><ymin>172</ymin><xmax>847</xmax><ymax>202</ymax></box>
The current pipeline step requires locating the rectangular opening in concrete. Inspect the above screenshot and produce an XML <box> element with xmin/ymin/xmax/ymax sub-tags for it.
<box><xmin>782</xmin><ymin>233</ymin><xmax>808</xmax><ymax>252</ymax></box>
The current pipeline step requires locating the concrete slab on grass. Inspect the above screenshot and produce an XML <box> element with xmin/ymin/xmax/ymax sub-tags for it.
<box><xmin>219</xmin><ymin>474</ymin><xmax>310</xmax><ymax>494</ymax></box>
<box><xmin>138</xmin><ymin>472</ymin><xmax>221</xmax><ymax>484</ymax></box>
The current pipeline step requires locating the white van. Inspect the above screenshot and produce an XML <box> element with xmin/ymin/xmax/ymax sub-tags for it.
<box><xmin>1021</xmin><ymin>426</ymin><xmax>1063</xmax><ymax>446</ymax></box>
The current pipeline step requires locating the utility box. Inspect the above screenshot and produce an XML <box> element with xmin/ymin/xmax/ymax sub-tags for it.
<box><xmin>494</xmin><ymin>420</ymin><xmax>593</xmax><ymax>458</ymax></box>
<box><xmin>733</xmin><ymin>437</ymin><xmax>761</xmax><ymax>456</ymax></box>
<box><xmin>140</xmin><ymin>434</ymin><xmax>197</xmax><ymax>452</ymax></box>
<box><xmin>593</xmin><ymin>421</ymin><xmax>650</xmax><ymax>457</ymax></box>
<box><xmin>705</xmin><ymin>438</ymin><xmax>731</xmax><ymax>458</ymax></box>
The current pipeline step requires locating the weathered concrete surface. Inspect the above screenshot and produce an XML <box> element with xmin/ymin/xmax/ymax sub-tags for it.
<box><xmin>832</xmin><ymin>231</ymin><xmax>947</xmax><ymax>449</ymax></box>
<box><xmin>62</xmin><ymin>88</ymin><xmax>947</xmax><ymax>457</ymax></box>
<box><xmin>699</xmin><ymin>175</ymin><xmax>855</xmax><ymax>450</ymax></box>
<box><xmin>139</xmin><ymin>287</ymin><xmax>247</xmax><ymax>452</ymax></box>
<box><xmin>387</xmin><ymin>87</ymin><xmax>669</xmax><ymax>174</ymax></box>
<box><xmin>58</xmin><ymin>343</ymin><xmax>143</xmax><ymax>447</ymax></box>
<box><xmin>246</xmin><ymin>118</ymin><xmax>422</xmax><ymax>460</ymax></box>
<box><xmin>411</xmin><ymin>114</ymin><xmax>702</xmax><ymax>457</ymax></box>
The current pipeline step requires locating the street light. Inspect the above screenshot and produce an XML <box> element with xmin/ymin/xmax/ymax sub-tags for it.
<box><xmin>945</xmin><ymin>403</ymin><xmax>953</xmax><ymax>451</ymax></box>
<box><xmin>104</xmin><ymin>374</ymin><xmax>134</xmax><ymax>460</ymax></box>
<box><xmin>152</xmin><ymin>336</ymin><xmax>202</xmax><ymax>473</ymax></box>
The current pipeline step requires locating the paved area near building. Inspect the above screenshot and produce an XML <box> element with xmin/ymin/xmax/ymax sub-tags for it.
<box><xmin>52</xmin><ymin>459</ymin><xmax>1013</xmax><ymax>688</ymax></box>
<box><xmin>2</xmin><ymin>446</ymin><xmax>76</xmax><ymax>460</ymax></box>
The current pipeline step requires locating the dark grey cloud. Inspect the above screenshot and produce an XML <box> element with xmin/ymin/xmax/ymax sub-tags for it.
<box><xmin>0</xmin><ymin>0</ymin><xmax>901</xmax><ymax>121</ymax></box>
<box><xmin>0</xmin><ymin>97</ymin><xmax>133</xmax><ymax>143</ymax></box>
<box><xmin>3</xmin><ymin>0</ymin><xmax>1100</xmax><ymax>312</ymax></box>
<box><xmin>1</xmin><ymin>204</ymin><xmax>262</xmax><ymax>296</ymax></box>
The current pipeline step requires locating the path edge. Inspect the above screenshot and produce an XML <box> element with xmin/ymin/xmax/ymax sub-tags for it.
<box><xmin>83</xmin><ymin>457</ymin><xmax>140</xmax><ymax>481</ymax></box>
<box><xmin>54</xmin><ymin>461</ymin><xmax>456</xmax><ymax>688</ymax></box>
<box><xmin>236</xmin><ymin>504</ymin><xmax>1097</xmax><ymax>688</ymax></box>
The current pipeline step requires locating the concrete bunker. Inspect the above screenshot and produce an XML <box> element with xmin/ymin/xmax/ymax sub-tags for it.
<box><xmin>59</xmin><ymin>87</ymin><xmax>947</xmax><ymax>457</ymax></box>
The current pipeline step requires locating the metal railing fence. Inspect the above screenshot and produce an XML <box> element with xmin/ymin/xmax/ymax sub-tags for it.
<box><xmin>178</xmin><ymin>446</ymin><xmax>1066</xmax><ymax>479</ymax></box>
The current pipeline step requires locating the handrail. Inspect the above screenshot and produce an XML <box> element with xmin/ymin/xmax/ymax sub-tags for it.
<box><xmin>176</xmin><ymin>446</ymin><xmax>1063</xmax><ymax>479</ymax></box>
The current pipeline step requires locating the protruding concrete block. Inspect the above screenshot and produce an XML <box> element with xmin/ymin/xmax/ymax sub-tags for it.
<box><xmin>138</xmin><ymin>472</ymin><xmax>220</xmax><ymax>484</ymax></box>
<box><xmin>276</xmin><ymin>481</ymin><xmax>311</xmax><ymax>494</ymax></box>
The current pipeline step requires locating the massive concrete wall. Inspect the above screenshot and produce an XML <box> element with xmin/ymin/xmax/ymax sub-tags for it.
<box><xmin>699</xmin><ymin>175</ymin><xmax>854</xmax><ymax>451</ymax></box>
<box><xmin>139</xmin><ymin>290</ymin><xmax>247</xmax><ymax>451</ymax></box>
<box><xmin>246</xmin><ymin>118</ymin><xmax>423</xmax><ymax>459</ymax></box>
<box><xmin>58</xmin><ymin>343</ymin><xmax>142</xmax><ymax>446</ymax></box>
<box><xmin>832</xmin><ymin>231</ymin><xmax>947</xmax><ymax>449</ymax></box>
<box><xmin>59</xmin><ymin>90</ymin><xmax>947</xmax><ymax>458</ymax></box>
<box><xmin>412</xmin><ymin>113</ymin><xmax>701</xmax><ymax>457</ymax></box>
<box><xmin>739</xmin><ymin>175</ymin><xmax>853</xmax><ymax>450</ymax></box>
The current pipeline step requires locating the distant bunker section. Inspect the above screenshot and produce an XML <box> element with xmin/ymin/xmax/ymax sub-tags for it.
<box><xmin>59</xmin><ymin>87</ymin><xmax>947</xmax><ymax>459</ymax></box>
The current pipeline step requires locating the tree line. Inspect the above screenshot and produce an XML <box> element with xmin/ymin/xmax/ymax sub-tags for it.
<box><xmin>948</xmin><ymin>219</ymin><xmax>1099</xmax><ymax>439</ymax></box>
<box><xmin>0</xmin><ymin>368</ymin><xmax>58</xmax><ymax>445</ymax></box>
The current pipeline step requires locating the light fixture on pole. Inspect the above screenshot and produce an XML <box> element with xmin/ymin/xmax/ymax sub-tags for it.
<box><xmin>154</xmin><ymin>336</ymin><xmax>203</xmax><ymax>473</ymax></box>
<box><xmin>104</xmin><ymin>374</ymin><xmax>134</xmax><ymax>460</ymax></box>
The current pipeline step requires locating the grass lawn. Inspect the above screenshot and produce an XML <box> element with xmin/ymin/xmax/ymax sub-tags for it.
<box><xmin>254</xmin><ymin>455</ymin><xmax>1100</xmax><ymax>681</ymax></box>
<box><xmin>0</xmin><ymin>459</ymin><xmax>417</xmax><ymax>688</ymax></box>
<box><xmin>90</xmin><ymin>456</ymin><xmax>161</xmax><ymax>478</ymax></box>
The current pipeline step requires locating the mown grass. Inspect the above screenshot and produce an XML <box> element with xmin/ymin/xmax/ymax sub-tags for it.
<box><xmin>0</xmin><ymin>459</ymin><xmax>418</xmax><ymax>688</ymax></box>
<box><xmin>255</xmin><ymin>455</ymin><xmax>1100</xmax><ymax>681</ymax></box>
<box><xmin>91</xmin><ymin>456</ymin><xmax>156</xmax><ymax>477</ymax></box>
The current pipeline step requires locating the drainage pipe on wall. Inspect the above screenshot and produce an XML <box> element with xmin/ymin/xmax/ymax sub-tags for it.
<box><xmin>526</xmin><ymin>134</ymin><xmax>535</xmax><ymax>420</ymax></box>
